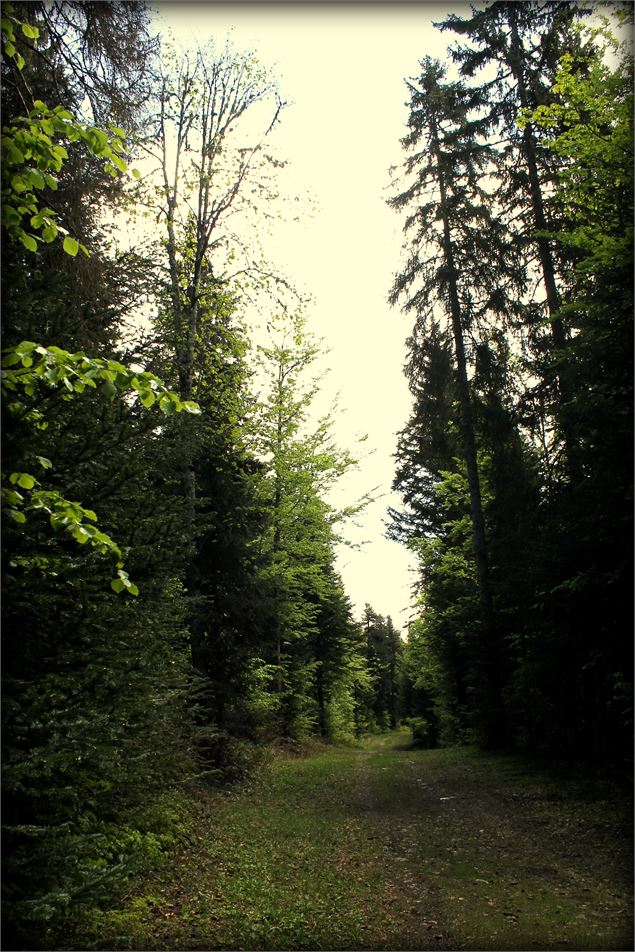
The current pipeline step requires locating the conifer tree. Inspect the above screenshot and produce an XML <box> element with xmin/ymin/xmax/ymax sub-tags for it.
<box><xmin>361</xmin><ymin>606</ymin><xmax>403</xmax><ymax>731</ymax></box>
<box><xmin>437</xmin><ymin>0</ymin><xmax>586</xmax><ymax>481</ymax></box>
<box><xmin>394</xmin><ymin>7</ymin><xmax>633</xmax><ymax>759</ymax></box>
<box><xmin>388</xmin><ymin>321</ymin><xmax>460</xmax><ymax>544</ymax></box>
<box><xmin>520</xmin><ymin>17</ymin><xmax>634</xmax><ymax>756</ymax></box>
<box><xmin>389</xmin><ymin>58</ymin><xmax>524</xmax><ymax>746</ymax></box>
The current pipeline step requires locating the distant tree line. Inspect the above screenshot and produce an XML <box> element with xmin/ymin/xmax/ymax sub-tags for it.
<box><xmin>390</xmin><ymin>2</ymin><xmax>633</xmax><ymax>759</ymax></box>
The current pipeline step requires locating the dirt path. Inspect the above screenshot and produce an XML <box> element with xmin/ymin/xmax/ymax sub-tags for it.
<box><xmin>344</xmin><ymin>735</ymin><xmax>632</xmax><ymax>950</ymax></box>
<box><xmin>75</xmin><ymin>733</ymin><xmax>633</xmax><ymax>951</ymax></box>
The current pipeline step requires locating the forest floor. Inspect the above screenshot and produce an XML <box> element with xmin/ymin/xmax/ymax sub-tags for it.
<box><xmin>72</xmin><ymin>731</ymin><xmax>632</xmax><ymax>951</ymax></box>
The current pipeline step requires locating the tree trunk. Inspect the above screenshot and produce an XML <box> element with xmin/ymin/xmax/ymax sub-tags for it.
<box><xmin>273</xmin><ymin>371</ymin><xmax>285</xmax><ymax>698</ymax></box>
<box><xmin>316</xmin><ymin>663</ymin><xmax>327</xmax><ymax>738</ymax></box>
<box><xmin>431</xmin><ymin>117</ymin><xmax>506</xmax><ymax>748</ymax></box>
<box><xmin>507</xmin><ymin>7</ymin><xmax>581</xmax><ymax>484</ymax></box>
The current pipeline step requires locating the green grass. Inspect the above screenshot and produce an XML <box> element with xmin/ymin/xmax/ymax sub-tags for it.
<box><xmin>365</xmin><ymin>742</ymin><xmax>633</xmax><ymax>950</ymax></box>
<box><xmin>66</xmin><ymin>733</ymin><xmax>633</xmax><ymax>950</ymax></box>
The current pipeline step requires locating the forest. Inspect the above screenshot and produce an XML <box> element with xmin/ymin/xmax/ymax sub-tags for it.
<box><xmin>1</xmin><ymin>2</ymin><xmax>632</xmax><ymax>950</ymax></box>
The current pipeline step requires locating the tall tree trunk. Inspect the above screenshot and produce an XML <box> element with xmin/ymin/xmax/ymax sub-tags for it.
<box><xmin>431</xmin><ymin>117</ymin><xmax>505</xmax><ymax>748</ymax></box>
<box><xmin>160</xmin><ymin>102</ymin><xmax>202</xmax><ymax>668</ymax></box>
<box><xmin>273</xmin><ymin>370</ymin><xmax>284</xmax><ymax>698</ymax></box>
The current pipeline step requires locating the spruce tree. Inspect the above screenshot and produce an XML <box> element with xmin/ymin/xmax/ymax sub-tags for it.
<box><xmin>437</xmin><ymin>0</ymin><xmax>587</xmax><ymax>482</ymax></box>
<box><xmin>389</xmin><ymin>58</ymin><xmax>524</xmax><ymax>746</ymax></box>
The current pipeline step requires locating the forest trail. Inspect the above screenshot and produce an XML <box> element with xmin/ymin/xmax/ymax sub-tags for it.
<box><xmin>82</xmin><ymin>733</ymin><xmax>632</xmax><ymax>951</ymax></box>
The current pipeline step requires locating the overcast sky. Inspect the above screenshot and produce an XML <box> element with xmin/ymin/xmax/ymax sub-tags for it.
<box><xmin>152</xmin><ymin>1</ymin><xmax>466</xmax><ymax>630</ymax></box>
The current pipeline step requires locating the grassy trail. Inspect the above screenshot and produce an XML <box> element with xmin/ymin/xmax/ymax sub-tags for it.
<box><xmin>80</xmin><ymin>733</ymin><xmax>632</xmax><ymax>950</ymax></box>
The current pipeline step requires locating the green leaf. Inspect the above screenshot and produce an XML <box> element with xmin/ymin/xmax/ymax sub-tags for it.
<box><xmin>159</xmin><ymin>395</ymin><xmax>176</xmax><ymax>415</ymax></box>
<box><xmin>131</xmin><ymin>168</ymin><xmax>142</xmax><ymax>180</ymax></box>
<box><xmin>110</xmin><ymin>153</ymin><xmax>127</xmax><ymax>173</ymax></box>
<box><xmin>21</xmin><ymin>233</ymin><xmax>37</xmax><ymax>252</ymax></box>
<box><xmin>16</xmin><ymin>473</ymin><xmax>36</xmax><ymax>489</ymax></box>
<box><xmin>3</xmin><ymin>488</ymin><xmax>23</xmax><ymax>505</ymax></box>
<box><xmin>35</xmin><ymin>456</ymin><xmax>52</xmax><ymax>469</ymax></box>
<box><xmin>88</xmin><ymin>128</ymin><xmax>108</xmax><ymax>152</ymax></box>
<box><xmin>21</xmin><ymin>23</ymin><xmax>40</xmax><ymax>39</ymax></box>
<box><xmin>140</xmin><ymin>390</ymin><xmax>155</xmax><ymax>408</ymax></box>
<box><xmin>28</xmin><ymin>169</ymin><xmax>45</xmax><ymax>190</ymax></box>
<box><xmin>2</xmin><ymin>140</ymin><xmax>24</xmax><ymax>164</ymax></box>
<box><xmin>7</xmin><ymin>509</ymin><xmax>26</xmax><ymax>524</ymax></box>
<box><xmin>111</xmin><ymin>578</ymin><xmax>126</xmax><ymax>594</ymax></box>
<box><xmin>15</xmin><ymin>341</ymin><xmax>38</xmax><ymax>355</ymax></box>
<box><xmin>101</xmin><ymin>379</ymin><xmax>117</xmax><ymax>399</ymax></box>
<box><xmin>63</xmin><ymin>236</ymin><xmax>79</xmax><ymax>257</ymax></box>
<box><xmin>41</xmin><ymin>224</ymin><xmax>58</xmax><ymax>243</ymax></box>
<box><xmin>2</xmin><ymin>205</ymin><xmax>21</xmax><ymax>227</ymax></box>
<box><xmin>11</xmin><ymin>174</ymin><xmax>28</xmax><ymax>192</ymax></box>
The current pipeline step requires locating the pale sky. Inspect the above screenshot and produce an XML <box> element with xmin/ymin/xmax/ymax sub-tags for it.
<box><xmin>151</xmin><ymin>1</ymin><xmax>466</xmax><ymax>630</ymax></box>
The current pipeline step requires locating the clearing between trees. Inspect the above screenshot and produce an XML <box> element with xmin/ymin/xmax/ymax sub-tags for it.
<box><xmin>73</xmin><ymin>732</ymin><xmax>633</xmax><ymax>951</ymax></box>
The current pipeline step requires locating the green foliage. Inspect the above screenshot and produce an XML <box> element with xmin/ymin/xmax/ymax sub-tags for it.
<box><xmin>519</xmin><ymin>23</ymin><xmax>633</xmax><ymax>275</ymax></box>
<box><xmin>2</xmin><ymin>570</ymin><xmax>197</xmax><ymax>945</ymax></box>
<box><xmin>2</xmin><ymin>342</ymin><xmax>199</xmax><ymax>588</ymax></box>
<box><xmin>1</xmin><ymin>341</ymin><xmax>201</xmax><ymax>412</ymax></box>
<box><xmin>394</xmin><ymin>7</ymin><xmax>633</xmax><ymax>761</ymax></box>
<box><xmin>360</xmin><ymin>605</ymin><xmax>403</xmax><ymax>733</ymax></box>
<box><xmin>1</xmin><ymin>3</ymin><xmax>141</xmax><ymax>254</ymax></box>
<box><xmin>252</xmin><ymin>313</ymin><xmax>370</xmax><ymax>741</ymax></box>
<box><xmin>0</xmin><ymin>3</ymin><xmax>38</xmax><ymax>73</ymax></box>
<box><xmin>1</xmin><ymin>99</ymin><xmax>132</xmax><ymax>253</ymax></box>
<box><xmin>1</xmin><ymin>5</ymin><xmax>203</xmax><ymax>946</ymax></box>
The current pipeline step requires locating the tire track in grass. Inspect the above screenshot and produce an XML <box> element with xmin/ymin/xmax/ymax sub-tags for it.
<box><xmin>351</xmin><ymin>736</ymin><xmax>633</xmax><ymax>951</ymax></box>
